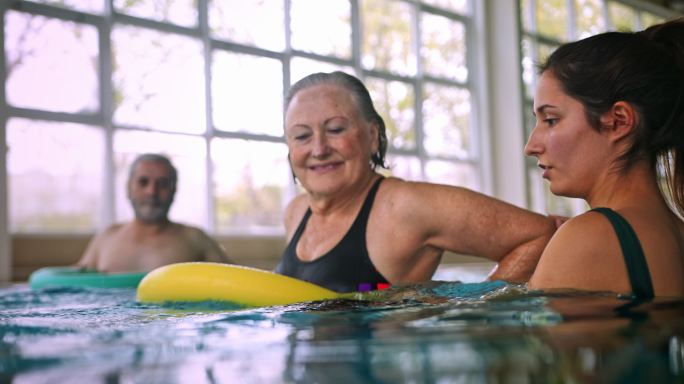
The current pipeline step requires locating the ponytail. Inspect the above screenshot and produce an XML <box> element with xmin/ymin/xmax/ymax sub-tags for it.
<box><xmin>641</xmin><ymin>18</ymin><xmax>684</xmax><ymax>216</ymax></box>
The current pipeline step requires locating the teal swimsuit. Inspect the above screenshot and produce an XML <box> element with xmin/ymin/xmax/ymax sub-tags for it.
<box><xmin>591</xmin><ymin>207</ymin><xmax>655</xmax><ymax>300</ymax></box>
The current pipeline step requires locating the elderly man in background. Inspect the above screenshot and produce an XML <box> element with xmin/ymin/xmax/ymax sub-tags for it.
<box><xmin>76</xmin><ymin>153</ymin><xmax>230</xmax><ymax>272</ymax></box>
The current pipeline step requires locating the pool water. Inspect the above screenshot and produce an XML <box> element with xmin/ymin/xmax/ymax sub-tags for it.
<box><xmin>1</xmin><ymin>281</ymin><xmax>683</xmax><ymax>383</ymax></box>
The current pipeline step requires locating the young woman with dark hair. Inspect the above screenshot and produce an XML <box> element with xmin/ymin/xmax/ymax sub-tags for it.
<box><xmin>525</xmin><ymin>19</ymin><xmax>684</xmax><ymax>298</ymax></box>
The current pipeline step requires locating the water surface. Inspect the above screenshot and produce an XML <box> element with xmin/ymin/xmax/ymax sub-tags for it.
<box><xmin>1</xmin><ymin>281</ymin><xmax>682</xmax><ymax>383</ymax></box>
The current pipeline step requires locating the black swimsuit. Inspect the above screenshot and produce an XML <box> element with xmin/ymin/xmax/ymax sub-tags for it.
<box><xmin>275</xmin><ymin>177</ymin><xmax>389</xmax><ymax>293</ymax></box>
<box><xmin>591</xmin><ymin>207</ymin><xmax>654</xmax><ymax>300</ymax></box>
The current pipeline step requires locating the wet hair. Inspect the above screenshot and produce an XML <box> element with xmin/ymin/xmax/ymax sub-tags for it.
<box><xmin>128</xmin><ymin>153</ymin><xmax>178</xmax><ymax>189</ymax></box>
<box><xmin>539</xmin><ymin>18</ymin><xmax>684</xmax><ymax>215</ymax></box>
<box><xmin>285</xmin><ymin>71</ymin><xmax>389</xmax><ymax>170</ymax></box>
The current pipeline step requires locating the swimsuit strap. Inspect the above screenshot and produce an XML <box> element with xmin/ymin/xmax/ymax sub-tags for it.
<box><xmin>290</xmin><ymin>208</ymin><xmax>312</xmax><ymax>245</ymax></box>
<box><xmin>289</xmin><ymin>177</ymin><xmax>383</xmax><ymax>248</ymax></box>
<box><xmin>591</xmin><ymin>207</ymin><xmax>654</xmax><ymax>300</ymax></box>
<box><xmin>354</xmin><ymin>176</ymin><xmax>384</xmax><ymax>236</ymax></box>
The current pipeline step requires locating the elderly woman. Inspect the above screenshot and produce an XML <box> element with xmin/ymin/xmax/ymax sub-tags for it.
<box><xmin>276</xmin><ymin>71</ymin><xmax>556</xmax><ymax>293</ymax></box>
<box><xmin>524</xmin><ymin>19</ymin><xmax>684</xmax><ymax>299</ymax></box>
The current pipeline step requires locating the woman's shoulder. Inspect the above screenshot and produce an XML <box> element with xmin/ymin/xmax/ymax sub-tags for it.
<box><xmin>529</xmin><ymin>210</ymin><xmax>626</xmax><ymax>291</ymax></box>
<box><xmin>283</xmin><ymin>194</ymin><xmax>309</xmax><ymax>234</ymax></box>
<box><xmin>375</xmin><ymin>177</ymin><xmax>437</xmax><ymax>214</ymax></box>
<box><xmin>544</xmin><ymin>210</ymin><xmax>618</xmax><ymax>253</ymax></box>
<box><xmin>378</xmin><ymin>176</ymin><xmax>470</xmax><ymax>201</ymax></box>
<box><xmin>286</xmin><ymin>193</ymin><xmax>309</xmax><ymax>211</ymax></box>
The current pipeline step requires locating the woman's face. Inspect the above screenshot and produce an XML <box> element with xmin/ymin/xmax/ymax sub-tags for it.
<box><xmin>285</xmin><ymin>84</ymin><xmax>378</xmax><ymax>197</ymax></box>
<box><xmin>524</xmin><ymin>71</ymin><xmax>610</xmax><ymax>199</ymax></box>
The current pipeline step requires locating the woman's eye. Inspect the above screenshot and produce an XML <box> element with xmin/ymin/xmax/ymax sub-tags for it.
<box><xmin>545</xmin><ymin>118</ymin><xmax>559</xmax><ymax>127</ymax></box>
<box><xmin>293</xmin><ymin>133</ymin><xmax>310</xmax><ymax>141</ymax></box>
<box><xmin>327</xmin><ymin>126</ymin><xmax>345</xmax><ymax>134</ymax></box>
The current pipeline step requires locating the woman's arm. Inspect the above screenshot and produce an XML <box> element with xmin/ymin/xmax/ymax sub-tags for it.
<box><xmin>386</xmin><ymin>180</ymin><xmax>557</xmax><ymax>282</ymax></box>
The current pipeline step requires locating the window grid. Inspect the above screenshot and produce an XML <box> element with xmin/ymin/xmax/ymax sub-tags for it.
<box><xmin>2</xmin><ymin>0</ymin><xmax>479</xmax><ymax>235</ymax></box>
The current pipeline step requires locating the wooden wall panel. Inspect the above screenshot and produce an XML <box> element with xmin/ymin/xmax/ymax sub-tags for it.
<box><xmin>11</xmin><ymin>235</ymin><xmax>487</xmax><ymax>282</ymax></box>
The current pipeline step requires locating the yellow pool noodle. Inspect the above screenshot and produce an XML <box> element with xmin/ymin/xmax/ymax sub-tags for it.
<box><xmin>136</xmin><ymin>262</ymin><xmax>342</xmax><ymax>307</ymax></box>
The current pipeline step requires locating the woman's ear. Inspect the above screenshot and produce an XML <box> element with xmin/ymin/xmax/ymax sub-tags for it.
<box><xmin>369</xmin><ymin>121</ymin><xmax>380</xmax><ymax>154</ymax></box>
<box><xmin>600</xmin><ymin>101</ymin><xmax>637</xmax><ymax>143</ymax></box>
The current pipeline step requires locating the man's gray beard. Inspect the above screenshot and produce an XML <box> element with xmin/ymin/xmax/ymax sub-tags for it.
<box><xmin>132</xmin><ymin>202</ymin><xmax>170</xmax><ymax>224</ymax></box>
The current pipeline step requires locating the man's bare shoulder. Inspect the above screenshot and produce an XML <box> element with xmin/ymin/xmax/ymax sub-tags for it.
<box><xmin>169</xmin><ymin>222</ymin><xmax>229</xmax><ymax>262</ymax></box>
<box><xmin>170</xmin><ymin>222</ymin><xmax>212</xmax><ymax>239</ymax></box>
<box><xmin>97</xmin><ymin>223</ymin><xmax>126</xmax><ymax>238</ymax></box>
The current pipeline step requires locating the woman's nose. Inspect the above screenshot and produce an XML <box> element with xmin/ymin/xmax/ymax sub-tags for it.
<box><xmin>524</xmin><ymin>127</ymin><xmax>542</xmax><ymax>157</ymax></box>
<box><xmin>312</xmin><ymin>134</ymin><xmax>330</xmax><ymax>158</ymax></box>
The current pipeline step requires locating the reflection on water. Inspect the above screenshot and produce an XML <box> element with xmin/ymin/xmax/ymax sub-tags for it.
<box><xmin>0</xmin><ymin>282</ymin><xmax>682</xmax><ymax>383</ymax></box>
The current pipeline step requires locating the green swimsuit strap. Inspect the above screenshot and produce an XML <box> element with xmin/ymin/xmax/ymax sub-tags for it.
<box><xmin>591</xmin><ymin>207</ymin><xmax>655</xmax><ymax>300</ymax></box>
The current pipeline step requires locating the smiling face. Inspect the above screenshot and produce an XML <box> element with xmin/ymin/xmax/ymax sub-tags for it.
<box><xmin>524</xmin><ymin>71</ymin><xmax>611</xmax><ymax>199</ymax></box>
<box><xmin>127</xmin><ymin>160</ymin><xmax>176</xmax><ymax>223</ymax></box>
<box><xmin>285</xmin><ymin>84</ymin><xmax>379</xmax><ymax>198</ymax></box>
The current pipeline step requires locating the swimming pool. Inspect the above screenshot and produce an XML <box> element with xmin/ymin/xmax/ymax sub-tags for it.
<box><xmin>1</xmin><ymin>280</ymin><xmax>682</xmax><ymax>383</ymax></box>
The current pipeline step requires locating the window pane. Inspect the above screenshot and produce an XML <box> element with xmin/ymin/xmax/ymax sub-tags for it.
<box><xmin>641</xmin><ymin>12</ymin><xmax>665</xmax><ymax>28</ymax></box>
<box><xmin>209</xmin><ymin>0</ymin><xmax>284</xmax><ymax>51</ymax></box>
<box><xmin>5</xmin><ymin>11</ymin><xmax>99</xmax><ymax>113</ymax></box>
<box><xmin>113</xmin><ymin>0</ymin><xmax>197</xmax><ymax>27</ymax></box>
<box><xmin>576</xmin><ymin>0</ymin><xmax>606</xmax><ymax>38</ymax></box>
<box><xmin>361</xmin><ymin>0</ymin><xmax>415</xmax><ymax>76</ymax></box>
<box><xmin>27</xmin><ymin>0</ymin><xmax>104</xmax><ymax>13</ymax></box>
<box><xmin>211</xmin><ymin>139</ymin><xmax>290</xmax><ymax>232</ymax></box>
<box><xmin>521</xmin><ymin>38</ymin><xmax>535</xmax><ymax>100</ymax></box>
<box><xmin>537</xmin><ymin>0</ymin><xmax>568</xmax><ymax>40</ymax></box>
<box><xmin>520</xmin><ymin>0</ymin><xmax>534</xmax><ymax>32</ymax></box>
<box><xmin>382</xmin><ymin>154</ymin><xmax>422</xmax><ymax>181</ymax></box>
<box><xmin>421</xmin><ymin>13</ymin><xmax>467</xmax><ymax>82</ymax></box>
<box><xmin>523</xmin><ymin>40</ymin><xmax>558</xmax><ymax>100</ymax></box>
<box><xmin>422</xmin><ymin>0</ymin><xmax>469</xmax><ymax>14</ymax></box>
<box><xmin>112</xmin><ymin>25</ymin><xmax>206</xmax><ymax>134</ymax></box>
<box><xmin>524</xmin><ymin>100</ymin><xmax>535</xmax><ymax>138</ymax></box>
<box><xmin>425</xmin><ymin>160</ymin><xmax>478</xmax><ymax>189</ymax></box>
<box><xmin>7</xmin><ymin>119</ymin><xmax>104</xmax><ymax>233</ymax></box>
<box><xmin>113</xmin><ymin>131</ymin><xmax>207</xmax><ymax>229</ymax></box>
<box><xmin>212</xmin><ymin>52</ymin><xmax>283</xmax><ymax>136</ymax></box>
<box><xmin>290</xmin><ymin>57</ymin><xmax>353</xmax><ymax>85</ymax></box>
<box><xmin>366</xmin><ymin>77</ymin><xmax>416</xmax><ymax>150</ymax></box>
<box><xmin>422</xmin><ymin>84</ymin><xmax>471</xmax><ymax>158</ymax></box>
<box><xmin>290</xmin><ymin>0</ymin><xmax>351</xmax><ymax>58</ymax></box>
<box><xmin>608</xmin><ymin>2</ymin><xmax>637</xmax><ymax>31</ymax></box>
<box><xmin>537</xmin><ymin>42</ymin><xmax>558</xmax><ymax>66</ymax></box>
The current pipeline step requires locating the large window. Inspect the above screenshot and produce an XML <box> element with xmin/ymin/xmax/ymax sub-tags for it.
<box><xmin>519</xmin><ymin>0</ymin><xmax>679</xmax><ymax>216</ymax></box>
<box><xmin>2</xmin><ymin>0</ymin><xmax>480</xmax><ymax>235</ymax></box>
